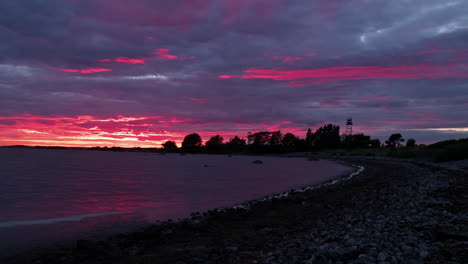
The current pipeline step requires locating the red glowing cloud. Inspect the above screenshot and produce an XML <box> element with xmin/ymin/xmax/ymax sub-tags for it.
<box><xmin>0</xmin><ymin>115</ymin><xmax>309</xmax><ymax>148</ymax></box>
<box><xmin>219</xmin><ymin>63</ymin><xmax>468</xmax><ymax>86</ymax></box>
<box><xmin>283</xmin><ymin>57</ymin><xmax>304</xmax><ymax>63</ymax></box>
<box><xmin>99</xmin><ymin>57</ymin><xmax>145</xmax><ymax>64</ymax></box>
<box><xmin>0</xmin><ymin>115</ymin><xmax>193</xmax><ymax>148</ymax></box>
<box><xmin>154</xmin><ymin>48</ymin><xmax>178</xmax><ymax>60</ymax></box>
<box><xmin>50</xmin><ymin>67</ymin><xmax>112</xmax><ymax>74</ymax></box>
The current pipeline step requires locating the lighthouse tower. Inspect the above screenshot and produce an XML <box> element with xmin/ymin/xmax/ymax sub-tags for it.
<box><xmin>345</xmin><ymin>117</ymin><xmax>353</xmax><ymax>135</ymax></box>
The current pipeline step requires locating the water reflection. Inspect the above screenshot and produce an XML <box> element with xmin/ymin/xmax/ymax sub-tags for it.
<box><xmin>0</xmin><ymin>149</ymin><xmax>352</xmax><ymax>256</ymax></box>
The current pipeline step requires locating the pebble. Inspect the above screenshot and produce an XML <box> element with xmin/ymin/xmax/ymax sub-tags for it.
<box><xmin>377</xmin><ymin>252</ymin><xmax>387</xmax><ymax>261</ymax></box>
<box><xmin>345</xmin><ymin>238</ymin><xmax>358</xmax><ymax>247</ymax></box>
<box><xmin>225</xmin><ymin>246</ymin><xmax>238</xmax><ymax>252</ymax></box>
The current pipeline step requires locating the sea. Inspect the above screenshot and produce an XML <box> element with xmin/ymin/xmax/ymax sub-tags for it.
<box><xmin>0</xmin><ymin>148</ymin><xmax>353</xmax><ymax>256</ymax></box>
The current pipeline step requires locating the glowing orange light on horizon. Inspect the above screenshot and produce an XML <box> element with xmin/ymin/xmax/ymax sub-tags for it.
<box><xmin>0</xmin><ymin>115</ymin><xmax>311</xmax><ymax>148</ymax></box>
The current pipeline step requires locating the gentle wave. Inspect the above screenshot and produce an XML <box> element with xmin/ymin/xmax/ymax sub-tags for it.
<box><xmin>0</xmin><ymin>211</ymin><xmax>132</xmax><ymax>228</ymax></box>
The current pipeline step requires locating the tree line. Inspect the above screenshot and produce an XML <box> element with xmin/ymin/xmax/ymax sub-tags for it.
<box><xmin>161</xmin><ymin>123</ymin><xmax>417</xmax><ymax>154</ymax></box>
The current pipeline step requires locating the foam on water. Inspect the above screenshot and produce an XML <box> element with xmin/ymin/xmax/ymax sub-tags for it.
<box><xmin>0</xmin><ymin>211</ymin><xmax>132</xmax><ymax>228</ymax></box>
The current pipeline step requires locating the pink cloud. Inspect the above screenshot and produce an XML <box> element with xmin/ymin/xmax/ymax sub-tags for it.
<box><xmin>178</xmin><ymin>98</ymin><xmax>206</xmax><ymax>104</ymax></box>
<box><xmin>0</xmin><ymin>115</ymin><xmax>309</xmax><ymax>147</ymax></box>
<box><xmin>98</xmin><ymin>57</ymin><xmax>145</xmax><ymax>64</ymax></box>
<box><xmin>283</xmin><ymin>57</ymin><xmax>304</xmax><ymax>63</ymax></box>
<box><xmin>0</xmin><ymin>115</ymin><xmax>196</xmax><ymax>147</ymax></box>
<box><xmin>189</xmin><ymin>98</ymin><xmax>206</xmax><ymax>103</ymax></box>
<box><xmin>154</xmin><ymin>48</ymin><xmax>178</xmax><ymax>60</ymax></box>
<box><xmin>50</xmin><ymin>67</ymin><xmax>112</xmax><ymax>74</ymax></box>
<box><xmin>219</xmin><ymin>63</ymin><xmax>468</xmax><ymax>86</ymax></box>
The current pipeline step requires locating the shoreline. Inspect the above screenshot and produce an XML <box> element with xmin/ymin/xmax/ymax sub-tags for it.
<box><xmin>230</xmin><ymin>162</ymin><xmax>364</xmax><ymax>210</ymax></box>
<box><xmin>3</xmin><ymin>157</ymin><xmax>467</xmax><ymax>264</ymax></box>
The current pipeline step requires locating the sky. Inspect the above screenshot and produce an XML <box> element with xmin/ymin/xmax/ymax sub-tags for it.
<box><xmin>1</xmin><ymin>0</ymin><xmax>468</xmax><ymax>147</ymax></box>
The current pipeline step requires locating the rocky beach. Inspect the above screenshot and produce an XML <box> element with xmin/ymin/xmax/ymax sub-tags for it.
<box><xmin>2</xmin><ymin>157</ymin><xmax>467</xmax><ymax>264</ymax></box>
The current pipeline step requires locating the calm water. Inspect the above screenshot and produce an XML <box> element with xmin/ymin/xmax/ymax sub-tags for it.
<box><xmin>0</xmin><ymin>148</ymin><xmax>353</xmax><ymax>255</ymax></box>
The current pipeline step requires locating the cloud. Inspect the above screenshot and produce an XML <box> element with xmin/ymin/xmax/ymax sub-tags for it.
<box><xmin>0</xmin><ymin>0</ymin><xmax>468</xmax><ymax>145</ymax></box>
<box><xmin>153</xmin><ymin>49</ymin><xmax>178</xmax><ymax>60</ymax></box>
<box><xmin>50</xmin><ymin>67</ymin><xmax>113</xmax><ymax>74</ymax></box>
<box><xmin>219</xmin><ymin>63</ymin><xmax>468</xmax><ymax>86</ymax></box>
<box><xmin>0</xmin><ymin>114</ymin><xmax>308</xmax><ymax>147</ymax></box>
<box><xmin>99</xmin><ymin>57</ymin><xmax>145</xmax><ymax>64</ymax></box>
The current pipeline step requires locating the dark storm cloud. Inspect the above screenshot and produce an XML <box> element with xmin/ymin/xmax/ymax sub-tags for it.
<box><xmin>1</xmin><ymin>0</ymin><xmax>468</xmax><ymax>146</ymax></box>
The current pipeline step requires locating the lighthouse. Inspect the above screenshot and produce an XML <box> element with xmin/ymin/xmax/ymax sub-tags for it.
<box><xmin>345</xmin><ymin>117</ymin><xmax>353</xmax><ymax>135</ymax></box>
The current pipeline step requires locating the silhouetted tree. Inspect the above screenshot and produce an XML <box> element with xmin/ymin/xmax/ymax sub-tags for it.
<box><xmin>343</xmin><ymin>134</ymin><xmax>371</xmax><ymax>148</ymax></box>
<box><xmin>228</xmin><ymin>136</ymin><xmax>246</xmax><ymax>146</ymax></box>
<box><xmin>314</xmin><ymin>124</ymin><xmax>341</xmax><ymax>148</ymax></box>
<box><xmin>226</xmin><ymin>136</ymin><xmax>246</xmax><ymax>152</ymax></box>
<box><xmin>305</xmin><ymin>128</ymin><xmax>314</xmax><ymax>148</ymax></box>
<box><xmin>370</xmin><ymin>138</ymin><xmax>382</xmax><ymax>148</ymax></box>
<box><xmin>182</xmin><ymin>133</ymin><xmax>203</xmax><ymax>150</ymax></box>
<box><xmin>282</xmin><ymin>133</ymin><xmax>300</xmax><ymax>151</ymax></box>
<box><xmin>252</xmin><ymin>131</ymin><xmax>271</xmax><ymax>146</ymax></box>
<box><xmin>406</xmin><ymin>138</ymin><xmax>416</xmax><ymax>148</ymax></box>
<box><xmin>385</xmin><ymin>133</ymin><xmax>405</xmax><ymax>148</ymax></box>
<box><xmin>205</xmin><ymin>135</ymin><xmax>224</xmax><ymax>152</ymax></box>
<box><xmin>162</xmin><ymin>141</ymin><xmax>178</xmax><ymax>151</ymax></box>
<box><xmin>269</xmin><ymin>131</ymin><xmax>283</xmax><ymax>145</ymax></box>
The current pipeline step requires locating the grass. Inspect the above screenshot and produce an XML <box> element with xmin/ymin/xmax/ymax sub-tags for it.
<box><xmin>315</xmin><ymin>138</ymin><xmax>468</xmax><ymax>163</ymax></box>
<box><xmin>429</xmin><ymin>138</ymin><xmax>468</xmax><ymax>162</ymax></box>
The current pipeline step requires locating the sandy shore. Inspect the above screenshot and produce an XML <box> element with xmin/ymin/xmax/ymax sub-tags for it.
<box><xmin>3</xmin><ymin>157</ymin><xmax>467</xmax><ymax>264</ymax></box>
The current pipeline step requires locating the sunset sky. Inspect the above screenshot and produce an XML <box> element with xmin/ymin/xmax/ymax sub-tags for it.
<box><xmin>1</xmin><ymin>0</ymin><xmax>468</xmax><ymax>147</ymax></box>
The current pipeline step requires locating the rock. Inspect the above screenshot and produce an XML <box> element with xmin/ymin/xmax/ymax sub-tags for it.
<box><xmin>307</xmin><ymin>255</ymin><xmax>316</xmax><ymax>263</ymax></box>
<box><xmin>76</xmin><ymin>240</ymin><xmax>96</xmax><ymax>251</ymax></box>
<box><xmin>126</xmin><ymin>245</ymin><xmax>139</xmax><ymax>256</ymax></box>
<box><xmin>225</xmin><ymin>246</ymin><xmax>238</xmax><ymax>252</ymax></box>
<box><xmin>314</xmin><ymin>255</ymin><xmax>328</xmax><ymax>264</ymax></box>
<box><xmin>161</xmin><ymin>229</ymin><xmax>173</xmax><ymax>235</ymax></box>
<box><xmin>345</xmin><ymin>238</ymin><xmax>358</xmax><ymax>247</ymax></box>
<box><xmin>419</xmin><ymin>250</ymin><xmax>429</xmax><ymax>259</ymax></box>
<box><xmin>377</xmin><ymin>252</ymin><xmax>387</xmax><ymax>261</ymax></box>
<box><xmin>402</xmin><ymin>245</ymin><xmax>413</xmax><ymax>256</ymax></box>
